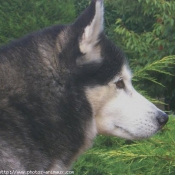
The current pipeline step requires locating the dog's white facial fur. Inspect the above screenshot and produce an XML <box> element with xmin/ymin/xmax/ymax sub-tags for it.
<box><xmin>86</xmin><ymin>65</ymin><xmax>165</xmax><ymax>140</ymax></box>
<box><xmin>77</xmin><ymin>0</ymin><xmax>167</xmax><ymax>141</ymax></box>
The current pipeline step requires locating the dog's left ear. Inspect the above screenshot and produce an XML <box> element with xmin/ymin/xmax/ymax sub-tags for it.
<box><xmin>74</xmin><ymin>0</ymin><xmax>104</xmax><ymax>54</ymax></box>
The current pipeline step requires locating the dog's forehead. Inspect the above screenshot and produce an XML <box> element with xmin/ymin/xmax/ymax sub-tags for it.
<box><xmin>122</xmin><ymin>65</ymin><xmax>132</xmax><ymax>79</ymax></box>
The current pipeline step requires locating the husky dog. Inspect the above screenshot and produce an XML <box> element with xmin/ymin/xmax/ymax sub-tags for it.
<box><xmin>0</xmin><ymin>0</ymin><xmax>168</xmax><ymax>173</ymax></box>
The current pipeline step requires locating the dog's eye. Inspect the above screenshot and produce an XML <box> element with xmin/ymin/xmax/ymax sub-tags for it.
<box><xmin>115</xmin><ymin>80</ymin><xmax>125</xmax><ymax>89</ymax></box>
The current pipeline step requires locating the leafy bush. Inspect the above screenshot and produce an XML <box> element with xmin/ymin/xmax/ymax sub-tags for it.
<box><xmin>0</xmin><ymin>0</ymin><xmax>76</xmax><ymax>44</ymax></box>
<box><xmin>73</xmin><ymin>116</ymin><xmax>175</xmax><ymax>175</ymax></box>
<box><xmin>112</xmin><ymin>0</ymin><xmax>175</xmax><ymax>100</ymax></box>
<box><xmin>132</xmin><ymin>55</ymin><xmax>175</xmax><ymax>104</ymax></box>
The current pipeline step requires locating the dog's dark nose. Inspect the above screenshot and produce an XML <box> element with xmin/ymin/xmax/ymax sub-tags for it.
<box><xmin>156</xmin><ymin>112</ymin><xmax>169</xmax><ymax>126</ymax></box>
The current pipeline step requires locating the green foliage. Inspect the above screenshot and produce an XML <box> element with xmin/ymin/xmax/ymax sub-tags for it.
<box><xmin>113</xmin><ymin>0</ymin><xmax>175</xmax><ymax>98</ymax></box>
<box><xmin>0</xmin><ymin>0</ymin><xmax>76</xmax><ymax>44</ymax></box>
<box><xmin>132</xmin><ymin>55</ymin><xmax>175</xmax><ymax>102</ymax></box>
<box><xmin>73</xmin><ymin>116</ymin><xmax>175</xmax><ymax>175</ymax></box>
<box><xmin>74</xmin><ymin>0</ymin><xmax>89</xmax><ymax>16</ymax></box>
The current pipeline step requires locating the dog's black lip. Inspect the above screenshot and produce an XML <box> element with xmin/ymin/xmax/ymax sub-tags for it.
<box><xmin>115</xmin><ymin>125</ymin><xmax>132</xmax><ymax>135</ymax></box>
<box><xmin>114</xmin><ymin>125</ymin><xmax>138</xmax><ymax>139</ymax></box>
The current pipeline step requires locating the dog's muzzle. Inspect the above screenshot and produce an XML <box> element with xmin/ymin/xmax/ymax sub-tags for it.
<box><xmin>156</xmin><ymin>111</ymin><xmax>169</xmax><ymax>126</ymax></box>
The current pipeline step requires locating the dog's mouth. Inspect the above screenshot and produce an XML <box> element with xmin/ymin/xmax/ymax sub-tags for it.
<box><xmin>114</xmin><ymin>124</ymin><xmax>160</xmax><ymax>140</ymax></box>
<box><xmin>114</xmin><ymin>125</ymin><xmax>133</xmax><ymax>134</ymax></box>
<box><xmin>114</xmin><ymin>125</ymin><xmax>140</xmax><ymax>140</ymax></box>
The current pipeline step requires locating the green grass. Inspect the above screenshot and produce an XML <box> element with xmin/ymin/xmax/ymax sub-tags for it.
<box><xmin>73</xmin><ymin>115</ymin><xmax>175</xmax><ymax>175</ymax></box>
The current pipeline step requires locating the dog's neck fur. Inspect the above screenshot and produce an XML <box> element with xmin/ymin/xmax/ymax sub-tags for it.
<box><xmin>49</xmin><ymin>118</ymin><xmax>97</xmax><ymax>172</ymax></box>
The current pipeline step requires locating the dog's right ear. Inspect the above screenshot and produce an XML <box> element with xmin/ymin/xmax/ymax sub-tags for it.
<box><xmin>73</xmin><ymin>0</ymin><xmax>104</xmax><ymax>55</ymax></box>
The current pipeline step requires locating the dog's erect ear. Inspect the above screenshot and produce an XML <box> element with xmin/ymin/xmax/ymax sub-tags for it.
<box><xmin>74</xmin><ymin>0</ymin><xmax>104</xmax><ymax>54</ymax></box>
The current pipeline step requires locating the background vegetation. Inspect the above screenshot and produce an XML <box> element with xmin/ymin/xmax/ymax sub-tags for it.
<box><xmin>0</xmin><ymin>0</ymin><xmax>75</xmax><ymax>43</ymax></box>
<box><xmin>0</xmin><ymin>0</ymin><xmax>174</xmax><ymax>174</ymax></box>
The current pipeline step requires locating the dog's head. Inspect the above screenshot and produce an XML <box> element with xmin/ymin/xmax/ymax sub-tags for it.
<box><xmin>58</xmin><ymin>0</ymin><xmax>168</xmax><ymax>140</ymax></box>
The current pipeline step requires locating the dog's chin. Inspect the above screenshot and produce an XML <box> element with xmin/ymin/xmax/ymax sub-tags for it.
<box><xmin>113</xmin><ymin>125</ymin><xmax>153</xmax><ymax>140</ymax></box>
